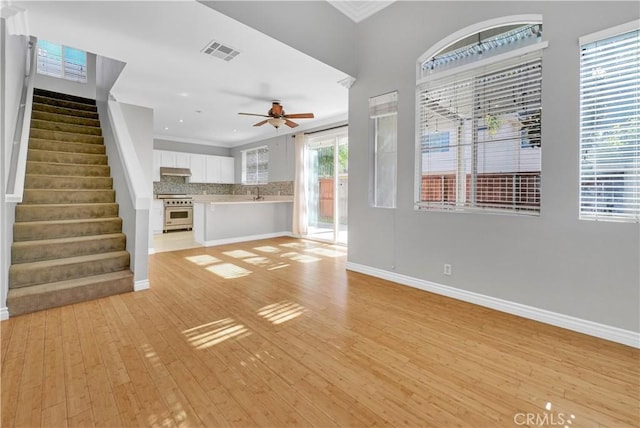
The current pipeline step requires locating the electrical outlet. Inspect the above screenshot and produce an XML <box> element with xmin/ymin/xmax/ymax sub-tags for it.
<box><xmin>444</xmin><ymin>264</ymin><xmax>452</xmax><ymax>275</ymax></box>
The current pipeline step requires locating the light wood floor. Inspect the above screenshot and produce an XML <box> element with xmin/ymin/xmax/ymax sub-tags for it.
<box><xmin>2</xmin><ymin>237</ymin><xmax>638</xmax><ymax>427</ymax></box>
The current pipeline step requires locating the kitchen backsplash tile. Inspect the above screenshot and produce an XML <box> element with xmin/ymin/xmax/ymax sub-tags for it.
<box><xmin>153</xmin><ymin>176</ymin><xmax>293</xmax><ymax>196</ymax></box>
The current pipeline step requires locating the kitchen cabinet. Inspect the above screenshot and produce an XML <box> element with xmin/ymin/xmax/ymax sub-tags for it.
<box><xmin>151</xmin><ymin>199</ymin><xmax>164</xmax><ymax>234</ymax></box>
<box><xmin>153</xmin><ymin>150</ymin><xmax>234</xmax><ymax>184</ymax></box>
<box><xmin>190</xmin><ymin>154</ymin><xmax>206</xmax><ymax>183</ymax></box>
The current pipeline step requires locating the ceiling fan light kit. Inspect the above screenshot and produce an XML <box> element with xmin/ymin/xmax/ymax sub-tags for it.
<box><xmin>239</xmin><ymin>101</ymin><xmax>315</xmax><ymax>129</ymax></box>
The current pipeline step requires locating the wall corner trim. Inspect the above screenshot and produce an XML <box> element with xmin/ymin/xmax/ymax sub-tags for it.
<box><xmin>345</xmin><ymin>261</ymin><xmax>640</xmax><ymax>349</ymax></box>
<box><xmin>134</xmin><ymin>280</ymin><xmax>150</xmax><ymax>292</ymax></box>
<box><xmin>0</xmin><ymin>307</ymin><xmax>9</xmax><ymax>321</ymax></box>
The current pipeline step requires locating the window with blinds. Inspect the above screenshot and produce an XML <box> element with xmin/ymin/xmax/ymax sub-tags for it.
<box><xmin>242</xmin><ymin>146</ymin><xmax>269</xmax><ymax>185</ymax></box>
<box><xmin>416</xmin><ymin>24</ymin><xmax>545</xmax><ymax>215</ymax></box>
<box><xmin>579</xmin><ymin>23</ymin><xmax>639</xmax><ymax>222</ymax></box>
<box><xmin>370</xmin><ymin>91</ymin><xmax>398</xmax><ymax>208</ymax></box>
<box><xmin>37</xmin><ymin>40</ymin><xmax>87</xmax><ymax>83</ymax></box>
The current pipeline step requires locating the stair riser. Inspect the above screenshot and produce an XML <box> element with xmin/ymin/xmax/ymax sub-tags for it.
<box><xmin>15</xmin><ymin>203</ymin><xmax>119</xmax><ymax>222</ymax></box>
<box><xmin>31</xmin><ymin>119</ymin><xmax>102</xmax><ymax>136</ymax></box>
<box><xmin>29</xmin><ymin>139</ymin><xmax>105</xmax><ymax>155</ymax></box>
<box><xmin>12</xmin><ymin>235</ymin><xmax>126</xmax><ymax>264</ymax></box>
<box><xmin>25</xmin><ymin>176</ymin><xmax>113</xmax><ymax>190</ymax></box>
<box><xmin>33</xmin><ymin>95</ymin><xmax>98</xmax><ymax>112</ymax></box>
<box><xmin>27</xmin><ymin>149</ymin><xmax>107</xmax><ymax>166</ymax></box>
<box><xmin>34</xmin><ymin>88</ymin><xmax>97</xmax><ymax>106</ymax></box>
<box><xmin>13</xmin><ymin>218</ymin><xmax>123</xmax><ymax>241</ymax></box>
<box><xmin>32</xmin><ymin>111</ymin><xmax>100</xmax><ymax>128</ymax></box>
<box><xmin>23</xmin><ymin>190</ymin><xmax>115</xmax><ymax>204</ymax></box>
<box><xmin>9</xmin><ymin>253</ymin><xmax>130</xmax><ymax>288</ymax></box>
<box><xmin>29</xmin><ymin>128</ymin><xmax>104</xmax><ymax>145</ymax></box>
<box><xmin>32</xmin><ymin>103</ymin><xmax>99</xmax><ymax>120</ymax></box>
<box><xmin>27</xmin><ymin>162</ymin><xmax>110</xmax><ymax>177</ymax></box>
<box><xmin>7</xmin><ymin>275</ymin><xmax>132</xmax><ymax>317</ymax></box>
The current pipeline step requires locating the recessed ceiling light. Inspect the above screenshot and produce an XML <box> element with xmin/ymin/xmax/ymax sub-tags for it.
<box><xmin>179</xmin><ymin>92</ymin><xmax>189</xmax><ymax>97</ymax></box>
<box><xmin>179</xmin><ymin>119</ymin><xmax>184</xmax><ymax>123</ymax></box>
<box><xmin>164</xmin><ymin>127</ymin><xmax>169</xmax><ymax>130</ymax></box>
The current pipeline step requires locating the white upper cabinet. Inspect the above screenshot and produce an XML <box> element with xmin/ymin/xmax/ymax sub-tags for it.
<box><xmin>190</xmin><ymin>154</ymin><xmax>206</xmax><ymax>183</ymax></box>
<box><xmin>154</xmin><ymin>150</ymin><xmax>234</xmax><ymax>184</ymax></box>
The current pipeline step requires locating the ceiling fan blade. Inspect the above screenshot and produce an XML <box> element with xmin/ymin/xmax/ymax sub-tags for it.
<box><xmin>284</xmin><ymin>119</ymin><xmax>299</xmax><ymax>128</ymax></box>
<box><xmin>283</xmin><ymin>113</ymin><xmax>314</xmax><ymax>119</ymax></box>
<box><xmin>238</xmin><ymin>113</ymin><xmax>270</xmax><ymax>117</ymax></box>
<box><xmin>253</xmin><ymin>120</ymin><xmax>269</xmax><ymax>127</ymax></box>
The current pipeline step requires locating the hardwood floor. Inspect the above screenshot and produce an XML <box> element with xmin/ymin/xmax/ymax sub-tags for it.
<box><xmin>2</xmin><ymin>237</ymin><xmax>638</xmax><ymax>427</ymax></box>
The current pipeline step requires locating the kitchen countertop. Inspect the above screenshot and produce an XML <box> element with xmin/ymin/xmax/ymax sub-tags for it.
<box><xmin>190</xmin><ymin>194</ymin><xmax>293</xmax><ymax>204</ymax></box>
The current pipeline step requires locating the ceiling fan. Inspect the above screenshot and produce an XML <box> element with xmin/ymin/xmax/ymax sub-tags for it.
<box><xmin>238</xmin><ymin>101</ymin><xmax>314</xmax><ymax>129</ymax></box>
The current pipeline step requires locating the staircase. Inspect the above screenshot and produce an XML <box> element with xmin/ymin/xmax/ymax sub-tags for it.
<box><xmin>7</xmin><ymin>88</ymin><xmax>133</xmax><ymax>316</ymax></box>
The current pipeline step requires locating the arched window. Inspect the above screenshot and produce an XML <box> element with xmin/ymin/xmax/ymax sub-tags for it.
<box><xmin>415</xmin><ymin>16</ymin><xmax>547</xmax><ymax>215</ymax></box>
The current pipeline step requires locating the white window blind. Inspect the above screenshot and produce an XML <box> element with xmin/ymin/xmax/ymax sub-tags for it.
<box><xmin>242</xmin><ymin>146</ymin><xmax>268</xmax><ymax>185</ymax></box>
<box><xmin>579</xmin><ymin>27</ymin><xmax>639</xmax><ymax>222</ymax></box>
<box><xmin>416</xmin><ymin>51</ymin><xmax>543</xmax><ymax>214</ymax></box>
<box><xmin>36</xmin><ymin>40</ymin><xmax>87</xmax><ymax>83</ymax></box>
<box><xmin>370</xmin><ymin>91</ymin><xmax>398</xmax><ymax>208</ymax></box>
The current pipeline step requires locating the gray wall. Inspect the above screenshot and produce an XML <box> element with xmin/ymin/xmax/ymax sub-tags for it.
<box><xmin>154</xmin><ymin>139</ymin><xmax>231</xmax><ymax>157</ymax></box>
<box><xmin>348</xmin><ymin>2</ymin><xmax>639</xmax><ymax>332</ymax></box>
<box><xmin>33</xmin><ymin>52</ymin><xmax>96</xmax><ymax>100</ymax></box>
<box><xmin>231</xmin><ymin>133</ymin><xmax>295</xmax><ymax>183</ymax></box>
<box><xmin>201</xmin><ymin>1</ymin><xmax>358</xmax><ymax>77</ymax></box>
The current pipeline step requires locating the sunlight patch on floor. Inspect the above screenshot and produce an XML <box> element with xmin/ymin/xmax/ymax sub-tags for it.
<box><xmin>258</xmin><ymin>301</ymin><xmax>308</xmax><ymax>325</ymax></box>
<box><xmin>242</xmin><ymin>256</ymin><xmax>290</xmax><ymax>270</ymax></box>
<box><xmin>280</xmin><ymin>252</ymin><xmax>321</xmax><ymax>263</ymax></box>
<box><xmin>183</xmin><ymin>318</ymin><xmax>250</xmax><ymax>349</ymax></box>
<box><xmin>206</xmin><ymin>263</ymin><xmax>252</xmax><ymax>279</ymax></box>
<box><xmin>223</xmin><ymin>250</ymin><xmax>258</xmax><ymax>259</ymax></box>
<box><xmin>253</xmin><ymin>245</ymin><xmax>281</xmax><ymax>253</ymax></box>
<box><xmin>304</xmin><ymin>247</ymin><xmax>345</xmax><ymax>258</ymax></box>
<box><xmin>185</xmin><ymin>254</ymin><xmax>221</xmax><ymax>266</ymax></box>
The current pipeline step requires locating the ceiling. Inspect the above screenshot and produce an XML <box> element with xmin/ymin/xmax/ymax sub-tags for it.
<box><xmin>11</xmin><ymin>0</ymin><xmax>355</xmax><ymax>147</ymax></box>
<box><xmin>327</xmin><ymin>0</ymin><xmax>395</xmax><ymax>23</ymax></box>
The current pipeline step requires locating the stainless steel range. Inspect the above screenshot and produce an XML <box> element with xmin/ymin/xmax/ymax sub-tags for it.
<box><xmin>157</xmin><ymin>194</ymin><xmax>193</xmax><ymax>232</ymax></box>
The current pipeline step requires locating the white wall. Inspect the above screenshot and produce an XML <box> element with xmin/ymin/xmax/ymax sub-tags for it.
<box><xmin>154</xmin><ymin>138</ymin><xmax>231</xmax><ymax>157</ymax></box>
<box><xmin>348</xmin><ymin>1</ymin><xmax>640</xmax><ymax>333</ymax></box>
<box><xmin>33</xmin><ymin>52</ymin><xmax>96</xmax><ymax>100</ymax></box>
<box><xmin>1</xmin><ymin>19</ymin><xmax>29</xmax><ymax>318</ymax></box>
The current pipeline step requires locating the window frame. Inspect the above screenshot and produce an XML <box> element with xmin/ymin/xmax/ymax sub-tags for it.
<box><xmin>415</xmin><ymin>16</ymin><xmax>548</xmax><ymax>216</ymax></box>
<box><xmin>370</xmin><ymin>91</ymin><xmax>398</xmax><ymax>209</ymax></box>
<box><xmin>241</xmin><ymin>146</ymin><xmax>269</xmax><ymax>185</ymax></box>
<box><xmin>36</xmin><ymin>40</ymin><xmax>87</xmax><ymax>83</ymax></box>
<box><xmin>578</xmin><ymin>20</ymin><xmax>640</xmax><ymax>223</ymax></box>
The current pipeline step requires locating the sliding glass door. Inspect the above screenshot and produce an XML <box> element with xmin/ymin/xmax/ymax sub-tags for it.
<box><xmin>305</xmin><ymin>130</ymin><xmax>348</xmax><ymax>244</ymax></box>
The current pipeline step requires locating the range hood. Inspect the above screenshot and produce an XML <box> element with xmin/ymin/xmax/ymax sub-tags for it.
<box><xmin>160</xmin><ymin>167</ymin><xmax>191</xmax><ymax>177</ymax></box>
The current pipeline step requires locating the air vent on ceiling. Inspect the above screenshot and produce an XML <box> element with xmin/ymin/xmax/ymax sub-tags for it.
<box><xmin>201</xmin><ymin>40</ymin><xmax>240</xmax><ymax>62</ymax></box>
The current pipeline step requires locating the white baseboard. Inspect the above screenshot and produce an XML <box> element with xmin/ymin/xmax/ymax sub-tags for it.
<box><xmin>148</xmin><ymin>247</ymin><xmax>156</xmax><ymax>255</ymax></box>
<box><xmin>345</xmin><ymin>261</ymin><xmax>640</xmax><ymax>349</ymax></box>
<box><xmin>0</xmin><ymin>307</ymin><xmax>9</xmax><ymax>321</ymax></box>
<box><xmin>134</xmin><ymin>279</ymin><xmax>150</xmax><ymax>291</ymax></box>
<box><xmin>202</xmin><ymin>231</ymin><xmax>294</xmax><ymax>247</ymax></box>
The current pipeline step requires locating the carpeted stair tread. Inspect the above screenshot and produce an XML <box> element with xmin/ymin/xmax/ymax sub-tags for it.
<box><xmin>27</xmin><ymin>161</ymin><xmax>110</xmax><ymax>177</ymax></box>
<box><xmin>6</xmin><ymin>270</ymin><xmax>133</xmax><ymax>317</ymax></box>
<box><xmin>28</xmin><ymin>138</ymin><xmax>105</xmax><ymax>155</ymax></box>
<box><xmin>25</xmin><ymin>175</ymin><xmax>113</xmax><ymax>190</ymax></box>
<box><xmin>32</xmin><ymin>102</ymin><xmax>99</xmax><ymax>120</ymax></box>
<box><xmin>13</xmin><ymin>217</ymin><xmax>122</xmax><ymax>241</ymax></box>
<box><xmin>31</xmin><ymin>110</ymin><xmax>100</xmax><ymax>128</ymax></box>
<box><xmin>27</xmin><ymin>148</ymin><xmax>107</xmax><ymax>165</ymax></box>
<box><xmin>29</xmin><ymin>128</ymin><xmax>104</xmax><ymax>144</ymax></box>
<box><xmin>12</xmin><ymin>233</ymin><xmax>126</xmax><ymax>264</ymax></box>
<box><xmin>34</xmin><ymin>88</ymin><xmax>96</xmax><ymax>106</ymax></box>
<box><xmin>33</xmin><ymin>95</ymin><xmax>98</xmax><ymax>112</ymax></box>
<box><xmin>23</xmin><ymin>189</ymin><xmax>115</xmax><ymax>204</ymax></box>
<box><xmin>9</xmin><ymin>250</ymin><xmax>130</xmax><ymax>288</ymax></box>
<box><xmin>31</xmin><ymin>118</ymin><xmax>102</xmax><ymax>136</ymax></box>
<box><xmin>16</xmin><ymin>202</ymin><xmax>119</xmax><ymax>221</ymax></box>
